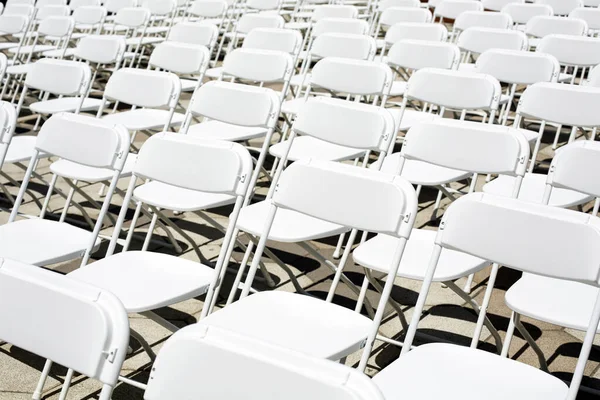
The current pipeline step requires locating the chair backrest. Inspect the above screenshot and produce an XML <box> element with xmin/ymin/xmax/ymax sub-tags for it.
<box><xmin>114</xmin><ymin>6</ymin><xmax>150</xmax><ymax>28</ymax></box>
<box><xmin>243</xmin><ymin>28</ymin><xmax>302</xmax><ymax>54</ymax></box>
<box><xmin>457</xmin><ymin>27</ymin><xmax>528</xmax><ymax>55</ymax></box>
<box><xmin>517</xmin><ymin>82</ymin><xmax>600</xmax><ymax>127</ymax></box>
<box><xmin>0</xmin><ymin>258</ymin><xmax>129</xmax><ymax>387</ymax></box>
<box><xmin>387</xmin><ymin>39</ymin><xmax>460</xmax><ymax>71</ymax></box>
<box><xmin>36</xmin><ymin>0</ymin><xmax>66</xmax><ymax>7</ymax></box>
<box><xmin>6</xmin><ymin>0</ymin><xmax>34</xmax><ymax>5</ymax></box>
<box><xmin>526</xmin><ymin>15</ymin><xmax>587</xmax><ymax>38</ymax></box>
<box><xmin>37</xmin><ymin>15</ymin><xmax>73</xmax><ymax>38</ymax></box>
<box><xmin>292</xmin><ymin>97</ymin><xmax>396</xmax><ymax>154</ymax></box>
<box><xmin>150</xmin><ymin>41</ymin><xmax>210</xmax><ymax>75</ymax></box>
<box><xmin>143</xmin><ymin>324</ymin><xmax>386</xmax><ymax>400</ymax></box>
<box><xmin>537</xmin><ymin>0</ymin><xmax>583</xmax><ymax>16</ymax></box>
<box><xmin>434</xmin><ymin>0</ymin><xmax>483</xmax><ymax>20</ymax></box>
<box><xmin>187</xmin><ymin>0</ymin><xmax>228</xmax><ymax>18</ymax></box>
<box><xmin>74</xmin><ymin>34</ymin><xmax>126</xmax><ymax>65</ymax></box>
<box><xmin>545</xmin><ymin>140</ymin><xmax>600</xmax><ymax>199</ymax></box>
<box><xmin>501</xmin><ymin>3</ymin><xmax>553</xmax><ymax>25</ymax></box>
<box><xmin>35</xmin><ymin>4</ymin><xmax>70</xmax><ymax>19</ymax></box>
<box><xmin>23</xmin><ymin>59</ymin><xmax>91</xmax><ymax>96</ymax></box>
<box><xmin>400</xmin><ymin>119</ymin><xmax>529</xmax><ymax>176</ymax></box>
<box><xmin>72</xmin><ymin>5</ymin><xmax>107</xmax><ymax>26</ymax></box>
<box><xmin>221</xmin><ymin>48</ymin><xmax>293</xmax><ymax>83</ymax></box>
<box><xmin>311</xmin><ymin>17</ymin><xmax>369</xmax><ymax>36</ymax></box>
<box><xmin>134</xmin><ymin>133</ymin><xmax>253</xmax><ymax>196</ymax></box>
<box><xmin>404</xmin><ymin>68</ymin><xmax>501</xmax><ymax>111</ymax></box>
<box><xmin>246</xmin><ymin>0</ymin><xmax>281</xmax><ymax>11</ymax></box>
<box><xmin>103</xmin><ymin>68</ymin><xmax>181</xmax><ymax>108</ymax></box>
<box><xmin>235</xmin><ymin>13</ymin><xmax>284</xmax><ymax>34</ymax></box>
<box><xmin>308</xmin><ymin>57</ymin><xmax>393</xmax><ymax>97</ymax></box>
<box><xmin>476</xmin><ymin>49</ymin><xmax>559</xmax><ymax>85</ymax></box>
<box><xmin>379</xmin><ymin>7</ymin><xmax>432</xmax><ymax>25</ymax></box>
<box><xmin>167</xmin><ymin>22</ymin><xmax>219</xmax><ymax>47</ymax></box>
<box><xmin>183</xmin><ymin>80</ymin><xmax>281</xmax><ymax>129</ymax></box>
<box><xmin>142</xmin><ymin>0</ymin><xmax>176</xmax><ymax>15</ymax></box>
<box><xmin>454</xmin><ymin>11</ymin><xmax>513</xmax><ymax>31</ymax></box>
<box><xmin>569</xmin><ymin>7</ymin><xmax>600</xmax><ymax>31</ymax></box>
<box><xmin>69</xmin><ymin>0</ymin><xmax>101</xmax><ymax>10</ymax></box>
<box><xmin>587</xmin><ymin>64</ymin><xmax>600</xmax><ymax>87</ymax></box>
<box><xmin>310</xmin><ymin>33</ymin><xmax>376</xmax><ymax>60</ymax></box>
<box><xmin>384</xmin><ymin>22</ymin><xmax>448</xmax><ymax>45</ymax></box>
<box><xmin>583</xmin><ymin>0</ymin><xmax>600</xmax><ymax>5</ymax></box>
<box><xmin>0</xmin><ymin>101</ymin><xmax>17</xmax><ymax>154</ymax></box>
<box><xmin>378</xmin><ymin>0</ymin><xmax>420</xmax><ymax>10</ymax></box>
<box><xmin>0</xmin><ymin>15</ymin><xmax>29</xmax><ymax>34</ymax></box>
<box><xmin>311</xmin><ymin>4</ymin><xmax>358</xmax><ymax>20</ymax></box>
<box><xmin>2</xmin><ymin>3</ymin><xmax>34</xmax><ymax>16</ymax></box>
<box><xmin>104</xmin><ymin>0</ymin><xmax>137</xmax><ymax>14</ymax></box>
<box><xmin>482</xmin><ymin>0</ymin><xmax>522</xmax><ymax>12</ymax></box>
<box><xmin>536</xmin><ymin>34</ymin><xmax>600</xmax><ymax>68</ymax></box>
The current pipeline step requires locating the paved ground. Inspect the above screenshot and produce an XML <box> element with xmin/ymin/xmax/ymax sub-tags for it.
<box><xmin>0</xmin><ymin>92</ymin><xmax>598</xmax><ymax>399</ymax></box>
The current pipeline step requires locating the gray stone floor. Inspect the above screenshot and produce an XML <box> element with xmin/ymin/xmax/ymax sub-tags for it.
<box><xmin>0</xmin><ymin>99</ymin><xmax>598</xmax><ymax>399</ymax></box>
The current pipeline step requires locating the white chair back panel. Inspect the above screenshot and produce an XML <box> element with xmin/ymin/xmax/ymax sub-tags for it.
<box><xmin>3</xmin><ymin>4</ymin><xmax>35</xmax><ymax>16</ymax></box>
<box><xmin>455</xmin><ymin>11</ymin><xmax>512</xmax><ymax>31</ymax></box>
<box><xmin>434</xmin><ymin>0</ymin><xmax>483</xmax><ymax>20</ymax></box>
<box><xmin>403</xmin><ymin>119</ymin><xmax>529</xmax><ymax>175</ymax></box>
<box><xmin>75</xmin><ymin>35</ymin><xmax>125</xmax><ymax>64</ymax></box>
<box><xmin>549</xmin><ymin>141</ymin><xmax>600</xmax><ymax>198</ymax></box>
<box><xmin>135</xmin><ymin>133</ymin><xmax>252</xmax><ymax>196</ymax></box>
<box><xmin>243</xmin><ymin>28</ymin><xmax>302</xmax><ymax>54</ymax></box>
<box><xmin>311</xmin><ymin>18</ymin><xmax>369</xmax><ymax>36</ymax></box>
<box><xmin>407</xmin><ymin>68</ymin><xmax>500</xmax><ymax>110</ymax></box>
<box><xmin>583</xmin><ymin>0</ymin><xmax>600</xmax><ymax>5</ymax></box>
<box><xmin>311</xmin><ymin>33</ymin><xmax>375</xmax><ymax>60</ymax></box>
<box><xmin>247</xmin><ymin>0</ymin><xmax>281</xmax><ymax>11</ymax></box>
<box><xmin>70</xmin><ymin>0</ymin><xmax>101</xmax><ymax>10</ymax></box>
<box><xmin>274</xmin><ymin>160</ymin><xmax>417</xmax><ymax>238</ymax></box>
<box><xmin>482</xmin><ymin>0</ymin><xmax>522</xmax><ymax>12</ymax></box>
<box><xmin>501</xmin><ymin>3</ymin><xmax>553</xmax><ymax>25</ymax></box>
<box><xmin>0</xmin><ymin>102</ymin><xmax>16</xmax><ymax>145</ymax></box>
<box><xmin>312</xmin><ymin>5</ymin><xmax>358</xmax><ymax>20</ymax></box>
<box><xmin>475</xmin><ymin>49</ymin><xmax>559</xmax><ymax>85</ymax></box>
<box><xmin>150</xmin><ymin>42</ymin><xmax>209</xmax><ymax>75</ymax></box>
<box><xmin>38</xmin><ymin>15</ymin><xmax>74</xmax><ymax>36</ymax></box>
<box><xmin>380</xmin><ymin>7</ymin><xmax>432</xmax><ymax>25</ymax></box>
<box><xmin>526</xmin><ymin>16</ymin><xmax>587</xmax><ymax>38</ymax></box>
<box><xmin>189</xmin><ymin>81</ymin><xmax>278</xmax><ymax>127</ymax></box>
<box><xmin>538</xmin><ymin>0</ymin><xmax>583</xmax><ymax>16</ymax></box>
<box><xmin>73</xmin><ymin>5</ymin><xmax>107</xmax><ymax>25</ymax></box>
<box><xmin>36</xmin><ymin>0</ymin><xmax>67</xmax><ymax>8</ymax></box>
<box><xmin>385</xmin><ymin>22</ymin><xmax>447</xmax><ymax>43</ymax></box>
<box><xmin>35</xmin><ymin>113</ymin><xmax>129</xmax><ymax>169</ymax></box>
<box><xmin>311</xmin><ymin>57</ymin><xmax>392</xmax><ymax>95</ymax></box>
<box><xmin>168</xmin><ymin>22</ymin><xmax>219</xmax><ymax>46</ymax></box>
<box><xmin>378</xmin><ymin>0</ymin><xmax>420</xmax><ymax>10</ymax></box>
<box><xmin>142</xmin><ymin>0</ymin><xmax>176</xmax><ymax>15</ymax></box>
<box><xmin>236</xmin><ymin>14</ymin><xmax>284</xmax><ymax>34</ymax></box>
<box><xmin>537</xmin><ymin>34</ymin><xmax>600</xmax><ymax>67</ymax></box>
<box><xmin>104</xmin><ymin>0</ymin><xmax>137</xmax><ymax>13</ymax></box>
<box><xmin>188</xmin><ymin>0</ymin><xmax>228</xmax><ymax>18</ymax></box>
<box><xmin>0</xmin><ymin>15</ymin><xmax>28</xmax><ymax>34</ymax></box>
<box><xmin>570</xmin><ymin>7</ymin><xmax>600</xmax><ymax>31</ymax></box>
<box><xmin>588</xmin><ymin>65</ymin><xmax>600</xmax><ymax>87</ymax></box>
<box><xmin>293</xmin><ymin>97</ymin><xmax>393</xmax><ymax>152</ymax></box>
<box><xmin>36</xmin><ymin>5</ymin><xmax>70</xmax><ymax>19</ymax></box>
<box><xmin>25</xmin><ymin>59</ymin><xmax>90</xmax><ymax>95</ymax></box>
<box><xmin>439</xmin><ymin>193</ymin><xmax>600</xmax><ymax>285</ymax></box>
<box><xmin>457</xmin><ymin>27</ymin><xmax>527</xmax><ymax>55</ymax></box>
<box><xmin>144</xmin><ymin>325</ymin><xmax>385</xmax><ymax>400</ymax></box>
<box><xmin>519</xmin><ymin>82</ymin><xmax>600</xmax><ymax>127</ymax></box>
<box><xmin>104</xmin><ymin>68</ymin><xmax>179</xmax><ymax>108</ymax></box>
<box><xmin>115</xmin><ymin>7</ymin><xmax>150</xmax><ymax>27</ymax></box>
<box><xmin>223</xmin><ymin>48</ymin><xmax>292</xmax><ymax>82</ymax></box>
<box><xmin>387</xmin><ymin>40</ymin><xmax>460</xmax><ymax>70</ymax></box>
<box><xmin>0</xmin><ymin>258</ymin><xmax>129</xmax><ymax>385</ymax></box>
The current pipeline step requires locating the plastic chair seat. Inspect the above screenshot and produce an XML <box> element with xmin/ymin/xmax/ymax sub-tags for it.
<box><xmin>50</xmin><ymin>154</ymin><xmax>137</xmax><ymax>182</ymax></box>
<box><xmin>125</xmin><ymin>36</ymin><xmax>164</xmax><ymax>45</ymax></box>
<box><xmin>133</xmin><ymin>180</ymin><xmax>236</xmax><ymax>212</ymax></box>
<box><xmin>197</xmin><ymin>291</ymin><xmax>372</xmax><ymax>360</ymax></box>
<box><xmin>483</xmin><ymin>173</ymin><xmax>592</xmax><ymax>207</ymax></box>
<box><xmin>0</xmin><ymin>42</ymin><xmax>19</xmax><ymax>50</ymax></box>
<box><xmin>102</xmin><ymin>109</ymin><xmax>185</xmax><ymax>131</ymax></box>
<box><xmin>376</xmin><ymin>38</ymin><xmax>385</xmax><ymax>49</ymax></box>
<box><xmin>354</xmin><ymin>229</ymin><xmax>488</xmax><ymax>281</ymax></box>
<box><xmin>389</xmin><ymin>108</ymin><xmax>440</xmax><ymax>131</ymax></box>
<box><xmin>5</xmin><ymin>136</ymin><xmax>42</xmax><ymax>163</ymax></box>
<box><xmin>458</xmin><ymin>63</ymin><xmax>476</xmax><ymax>72</ymax></box>
<box><xmin>30</xmin><ymin>97</ymin><xmax>104</xmax><ymax>114</ymax></box>
<box><xmin>180</xmin><ymin>78</ymin><xmax>198</xmax><ymax>92</ymax></box>
<box><xmin>389</xmin><ymin>81</ymin><xmax>407</xmax><ymax>97</ymax></box>
<box><xmin>145</xmin><ymin>26</ymin><xmax>170</xmax><ymax>34</ymax></box>
<box><xmin>8</xmin><ymin>44</ymin><xmax>56</xmax><ymax>55</ymax></box>
<box><xmin>558</xmin><ymin>72</ymin><xmax>573</xmax><ymax>83</ymax></box>
<box><xmin>204</xmin><ymin>66</ymin><xmax>223</xmax><ymax>79</ymax></box>
<box><xmin>236</xmin><ymin>200</ymin><xmax>349</xmax><ymax>242</ymax></box>
<box><xmin>186</xmin><ymin>120</ymin><xmax>268</xmax><ymax>142</ymax></box>
<box><xmin>42</xmin><ymin>48</ymin><xmax>76</xmax><ymax>58</ymax></box>
<box><xmin>6</xmin><ymin>63</ymin><xmax>33</xmax><ymax>75</ymax></box>
<box><xmin>0</xmin><ymin>218</ymin><xmax>101</xmax><ymax>266</ymax></box>
<box><xmin>285</xmin><ymin>21</ymin><xmax>310</xmax><ymax>30</ymax></box>
<box><xmin>373</xmin><ymin>343</ymin><xmax>568</xmax><ymax>400</ymax></box>
<box><xmin>290</xmin><ymin>73</ymin><xmax>311</xmax><ymax>87</ymax></box>
<box><xmin>281</xmin><ymin>97</ymin><xmax>307</xmax><ymax>115</ymax></box>
<box><xmin>506</xmin><ymin>274</ymin><xmax>600</xmax><ymax>332</ymax></box>
<box><xmin>68</xmin><ymin>251</ymin><xmax>214</xmax><ymax>313</ymax></box>
<box><xmin>269</xmin><ymin>136</ymin><xmax>366</xmax><ymax>162</ymax></box>
<box><xmin>378</xmin><ymin>153</ymin><xmax>470</xmax><ymax>186</ymax></box>
<box><xmin>516</xmin><ymin>127</ymin><xmax>539</xmax><ymax>144</ymax></box>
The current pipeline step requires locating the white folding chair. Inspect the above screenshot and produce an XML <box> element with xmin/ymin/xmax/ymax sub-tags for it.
<box><xmin>0</xmin><ymin>14</ymin><xmax>32</xmax><ymax>62</ymax></box>
<box><xmin>587</xmin><ymin>63</ymin><xmax>600</xmax><ymax>86</ymax></box>
<box><xmin>109</xmin><ymin>7</ymin><xmax>151</xmax><ymax>67</ymax></box>
<box><xmin>287</xmin><ymin>4</ymin><xmax>358</xmax><ymax>32</ymax></box>
<box><xmin>536</xmin><ymin>34</ymin><xmax>600</xmax><ymax>85</ymax></box>
<box><xmin>475</xmin><ymin>48</ymin><xmax>560</xmax><ymax>126</ymax></box>
<box><xmin>167</xmin><ymin>20</ymin><xmax>220</xmax><ymax>48</ymax></box>
<box><xmin>184</xmin><ymin>0</ymin><xmax>229</xmax><ymax>31</ymax></box>
<box><xmin>0</xmin><ymin>258</ymin><xmax>129</xmax><ymax>400</ymax></box>
<box><xmin>484</xmin><ymin>82</ymin><xmax>600</xmax><ymax>200</ymax></box>
<box><xmin>454</xmin><ymin>11</ymin><xmax>513</xmax><ymax>34</ymax></box>
<box><xmin>433</xmin><ymin>0</ymin><xmax>483</xmax><ymax>23</ymax></box>
<box><xmin>97</xmin><ymin>68</ymin><xmax>183</xmax><ymax>143</ymax></box>
<box><xmin>525</xmin><ymin>15</ymin><xmax>588</xmax><ymax>49</ymax></box>
<box><xmin>482</xmin><ymin>0</ymin><xmax>523</xmax><ymax>12</ymax></box>
<box><xmin>69</xmin><ymin>0</ymin><xmax>101</xmax><ymax>10</ymax></box>
<box><xmin>371</xmin><ymin>1</ymin><xmax>427</xmax><ymax>36</ymax></box>
<box><xmin>570</xmin><ymin>7</ymin><xmax>600</xmax><ymax>36</ymax></box>
<box><xmin>538</xmin><ymin>0</ymin><xmax>583</xmax><ymax>16</ymax></box>
<box><xmin>140</xmin><ymin>325</ymin><xmax>384</xmax><ymax>400</ymax></box>
<box><xmin>0</xmin><ymin>112</ymin><xmax>129</xmax><ymax>267</ymax></box>
<box><xmin>149</xmin><ymin>40</ymin><xmax>211</xmax><ymax>93</ymax></box>
<box><xmin>501</xmin><ymin>2</ymin><xmax>553</xmax><ymax>30</ymax></box>
<box><xmin>199</xmin><ymin>157</ymin><xmax>416</xmax><ymax>366</ymax></box>
<box><xmin>374</xmin><ymin>192</ymin><xmax>599</xmax><ymax>400</ymax></box>
<box><xmin>67</xmin><ymin>5</ymin><xmax>108</xmax><ymax>40</ymax></box>
<box><xmin>457</xmin><ymin>27</ymin><xmax>528</xmax><ymax>71</ymax></box>
<box><xmin>378</xmin><ymin>22</ymin><xmax>448</xmax><ymax>58</ymax></box>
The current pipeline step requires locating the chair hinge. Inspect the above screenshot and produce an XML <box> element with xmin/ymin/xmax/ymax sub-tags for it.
<box><xmin>439</xmin><ymin>221</ymin><xmax>446</xmax><ymax>230</ymax></box>
<box><xmin>103</xmin><ymin>348</ymin><xmax>118</xmax><ymax>363</ymax></box>
<box><xmin>403</xmin><ymin>212</ymin><xmax>411</xmax><ymax>223</ymax></box>
<box><xmin>116</xmin><ymin>150</ymin><xmax>124</xmax><ymax>159</ymax></box>
<box><xmin>238</xmin><ymin>174</ymin><xmax>246</xmax><ymax>183</ymax></box>
<box><xmin>518</xmin><ymin>155</ymin><xmax>525</xmax><ymax>164</ymax></box>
